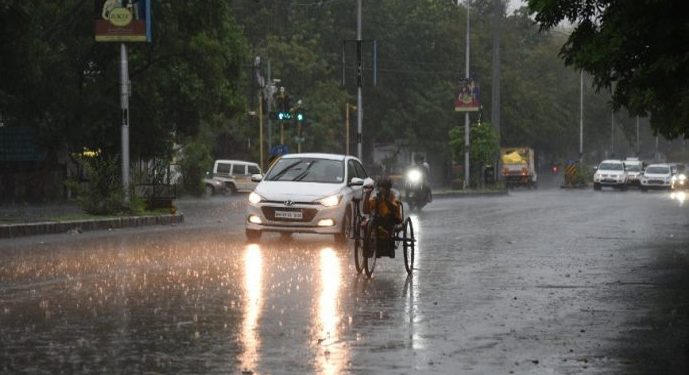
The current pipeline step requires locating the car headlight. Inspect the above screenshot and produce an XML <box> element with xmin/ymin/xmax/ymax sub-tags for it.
<box><xmin>680</xmin><ymin>174</ymin><xmax>687</xmax><ymax>181</ymax></box>
<box><xmin>248</xmin><ymin>192</ymin><xmax>263</xmax><ymax>205</ymax></box>
<box><xmin>407</xmin><ymin>169</ymin><xmax>422</xmax><ymax>183</ymax></box>
<box><xmin>318</xmin><ymin>194</ymin><xmax>341</xmax><ymax>207</ymax></box>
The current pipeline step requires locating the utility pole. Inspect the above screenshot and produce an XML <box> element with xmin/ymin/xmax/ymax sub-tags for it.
<box><xmin>356</xmin><ymin>0</ymin><xmax>363</xmax><ymax>160</ymax></box>
<box><xmin>610</xmin><ymin>82</ymin><xmax>615</xmax><ymax>157</ymax></box>
<box><xmin>490</xmin><ymin>0</ymin><xmax>501</xmax><ymax>147</ymax></box>
<box><xmin>579</xmin><ymin>71</ymin><xmax>584</xmax><ymax>160</ymax></box>
<box><xmin>267</xmin><ymin>61</ymin><xmax>273</xmax><ymax>151</ymax></box>
<box><xmin>464</xmin><ymin>2</ymin><xmax>471</xmax><ymax>189</ymax></box>
<box><xmin>636</xmin><ymin>116</ymin><xmax>640</xmax><ymax>156</ymax></box>
<box><xmin>258</xmin><ymin>92</ymin><xmax>264</xmax><ymax>169</ymax></box>
<box><xmin>120</xmin><ymin>43</ymin><xmax>130</xmax><ymax>201</ymax></box>
<box><xmin>611</xmin><ymin>111</ymin><xmax>615</xmax><ymax>157</ymax></box>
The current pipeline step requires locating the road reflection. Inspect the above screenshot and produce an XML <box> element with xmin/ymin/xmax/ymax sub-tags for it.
<box><xmin>670</xmin><ymin>191</ymin><xmax>686</xmax><ymax>206</ymax></box>
<box><xmin>314</xmin><ymin>247</ymin><xmax>347</xmax><ymax>374</ymax></box>
<box><xmin>239</xmin><ymin>244</ymin><xmax>264</xmax><ymax>372</ymax></box>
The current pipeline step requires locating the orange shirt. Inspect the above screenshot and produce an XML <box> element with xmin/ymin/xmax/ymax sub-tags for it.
<box><xmin>367</xmin><ymin>192</ymin><xmax>402</xmax><ymax>223</ymax></box>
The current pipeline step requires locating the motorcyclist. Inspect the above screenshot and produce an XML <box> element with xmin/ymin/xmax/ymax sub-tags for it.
<box><xmin>411</xmin><ymin>155</ymin><xmax>432</xmax><ymax>202</ymax></box>
<box><xmin>362</xmin><ymin>176</ymin><xmax>402</xmax><ymax>257</ymax></box>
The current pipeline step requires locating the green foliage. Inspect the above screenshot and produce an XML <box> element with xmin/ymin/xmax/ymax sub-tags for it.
<box><xmin>178</xmin><ymin>140</ymin><xmax>212</xmax><ymax>197</ymax></box>
<box><xmin>574</xmin><ymin>163</ymin><xmax>593</xmax><ymax>185</ymax></box>
<box><xmin>3</xmin><ymin>0</ymin><xmax>666</xmax><ymax>194</ymax></box>
<box><xmin>527</xmin><ymin>0</ymin><xmax>689</xmax><ymax>139</ymax></box>
<box><xmin>449</xmin><ymin>122</ymin><xmax>499</xmax><ymax>167</ymax></box>
<box><xmin>0</xmin><ymin>0</ymin><xmax>248</xmax><ymax>158</ymax></box>
<box><xmin>66</xmin><ymin>156</ymin><xmax>131</xmax><ymax>215</ymax></box>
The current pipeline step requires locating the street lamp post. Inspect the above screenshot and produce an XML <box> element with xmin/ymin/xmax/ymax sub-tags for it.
<box><xmin>579</xmin><ymin>71</ymin><xmax>584</xmax><ymax>161</ymax></box>
<box><xmin>463</xmin><ymin>1</ymin><xmax>471</xmax><ymax>189</ymax></box>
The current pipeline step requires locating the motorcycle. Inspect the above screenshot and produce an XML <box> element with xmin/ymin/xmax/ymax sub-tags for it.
<box><xmin>404</xmin><ymin>167</ymin><xmax>432</xmax><ymax>211</ymax></box>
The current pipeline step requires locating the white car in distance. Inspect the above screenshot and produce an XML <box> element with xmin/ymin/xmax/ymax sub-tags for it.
<box><xmin>640</xmin><ymin>164</ymin><xmax>673</xmax><ymax>192</ymax></box>
<box><xmin>593</xmin><ymin>160</ymin><xmax>628</xmax><ymax>191</ymax></box>
<box><xmin>245</xmin><ymin>153</ymin><xmax>370</xmax><ymax>242</ymax></box>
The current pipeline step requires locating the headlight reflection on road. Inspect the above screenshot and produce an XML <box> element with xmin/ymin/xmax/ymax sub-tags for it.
<box><xmin>315</xmin><ymin>247</ymin><xmax>346</xmax><ymax>375</ymax></box>
<box><xmin>671</xmin><ymin>191</ymin><xmax>686</xmax><ymax>206</ymax></box>
<box><xmin>239</xmin><ymin>244</ymin><xmax>264</xmax><ymax>372</ymax></box>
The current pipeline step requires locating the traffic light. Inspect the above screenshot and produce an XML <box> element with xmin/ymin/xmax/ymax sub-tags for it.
<box><xmin>273</xmin><ymin>86</ymin><xmax>293</xmax><ymax>121</ymax></box>
<box><xmin>295</xmin><ymin>109</ymin><xmax>304</xmax><ymax>122</ymax></box>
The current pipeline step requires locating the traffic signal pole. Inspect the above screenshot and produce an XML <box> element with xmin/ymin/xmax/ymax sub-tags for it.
<box><xmin>258</xmin><ymin>91</ymin><xmax>264</xmax><ymax>169</ymax></box>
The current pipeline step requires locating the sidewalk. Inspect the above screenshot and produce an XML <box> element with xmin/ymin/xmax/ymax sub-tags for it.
<box><xmin>0</xmin><ymin>202</ymin><xmax>183</xmax><ymax>239</ymax></box>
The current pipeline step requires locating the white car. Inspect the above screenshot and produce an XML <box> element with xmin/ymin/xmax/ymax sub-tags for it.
<box><xmin>212</xmin><ymin>160</ymin><xmax>263</xmax><ymax>194</ymax></box>
<box><xmin>593</xmin><ymin>160</ymin><xmax>628</xmax><ymax>191</ymax></box>
<box><xmin>245</xmin><ymin>153</ymin><xmax>370</xmax><ymax>241</ymax></box>
<box><xmin>641</xmin><ymin>163</ymin><xmax>672</xmax><ymax>191</ymax></box>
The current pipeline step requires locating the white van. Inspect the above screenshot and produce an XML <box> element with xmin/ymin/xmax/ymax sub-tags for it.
<box><xmin>211</xmin><ymin>160</ymin><xmax>262</xmax><ymax>194</ymax></box>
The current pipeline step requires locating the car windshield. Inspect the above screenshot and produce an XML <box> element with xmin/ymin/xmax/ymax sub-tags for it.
<box><xmin>646</xmin><ymin>166</ymin><xmax>670</xmax><ymax>174</ymax></box>
<box><xmin>598</xmin><ymin>163</ymin><xmax>623</xmax><ymax>171</ymax></box>
<box><xmin>265</xmin><ymin>158</ymin><xmax>344</xmax><ymax>183</ymax></box>
<box><xmin>625</xmin><ymin>164</ymin><xmax>641</xmax><ymax>172</ymax></box>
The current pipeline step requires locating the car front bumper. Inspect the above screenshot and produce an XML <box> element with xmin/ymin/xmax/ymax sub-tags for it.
<box><xmin>245</xmin><ymin>202</ymin><xmax>345</xmax><ymax>234</ymax></box>
<box><xmin>641</xmin><ymin>180</ymin><xmax>670</xmax><ymax>188</ymax></box>
<box><xmin>593</xmin><ymin>178</ymin><xmax>626</xmax><ymax>186</ymax></box>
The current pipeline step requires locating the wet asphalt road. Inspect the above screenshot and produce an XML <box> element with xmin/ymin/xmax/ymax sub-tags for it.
<box><xmin>1</xmin><ymin>188</ymin><xmax>689</xmax><ymax>374</ymax></box>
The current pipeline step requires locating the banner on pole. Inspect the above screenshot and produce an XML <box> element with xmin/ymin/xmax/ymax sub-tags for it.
<box><xmin>95</xmin><ymin>0</ymin><xmax>152</xmax><ymax>42</ymax></box>
<box><xmin>454</xmin><ymin>78</ymin><xmax>480</xmax><ymax>112</ymax></box>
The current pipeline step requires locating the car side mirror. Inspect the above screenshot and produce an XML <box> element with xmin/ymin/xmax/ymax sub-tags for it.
<box><xmin>250</xmin><ymin>174</ymin><xmax>263</xmax><ymax>182</ymax></box>
<box><xmin>349</xmin><ymin>177</ymin><xmax>364</xmax><ymax>186</ymax></box>
<box><xmin>593</xmin><ymin>166</ymin><xmax>598</xmax><ymax>171</ymax></box>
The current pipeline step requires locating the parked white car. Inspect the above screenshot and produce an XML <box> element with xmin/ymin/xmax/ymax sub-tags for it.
<box><xmin>211</xmin><ymin>160</ymin><xmax>262</xmax><ymax>195</ymax></box>
<box><xmin>641</xmin><ymin>164</ymin><xmax>672</xmax><ymax>191</ymax></box>
<box><xmin>593</xmin><ymin>160</ymin><xmax>627</xmax><ymax>191</ymax></box>
<box><xmin>245</xmin><ymin>153</ymin><xmax>370</xmax><ymax>242</ymax></box>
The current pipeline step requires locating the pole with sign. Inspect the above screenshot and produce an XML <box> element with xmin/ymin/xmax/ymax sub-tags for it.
<box><xmin>95</xmin><ymin>0</ymin><xmax>152</xmax><ymax>200</ymax></box>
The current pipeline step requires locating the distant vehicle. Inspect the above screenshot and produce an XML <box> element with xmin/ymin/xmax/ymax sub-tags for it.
<box><xmin>500</xmin><ymin>147</ymin><xmax>538</xmax><ymax>188</ymax></box>
<box><xmin>404</xmin><ymin>165</ymin><xmax>431</xmax><ymax>211</ymax></box>
<box><xmin>245</xmin><ymin>153</ymin><xmax>369</xmax><ymax>242</ymax></box>
<box><xmin>593</xmin><ymin>160</ymin><xmax>627</xmax><ymax>191</ymax></box>
<box><xmin>211</xmin><ymin>160</ymin><xmax>262</xmax><ymax>195</ymax></box>
<box><xmin>623</xmin><ymin>158</ymin><xmax>644</xmax><ymax>187</ymax></box>
<box><xmin>640</xmin><ymin>163</ymin><xmax>672</xmax><ymax>192</ymax></box>
<box><xmin>670</xmin><ymin>163</ymin><xmax>687</xmax><ymax>190</ymax></box>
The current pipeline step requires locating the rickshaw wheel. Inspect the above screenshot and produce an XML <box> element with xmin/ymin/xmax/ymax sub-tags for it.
<box><xmin>363</xmin><ymin>220</ymin><xmax>378</xmax><ymax>278</ymax></box>
<box><xmin>402</xmin><ymin>217</ymin><xmax>415</xmax><ymax>274</ymax></box>
<box><xmin>354</xmin><ymin>235</ymin><xmax>364</xmax><ymax>274</ymax></box>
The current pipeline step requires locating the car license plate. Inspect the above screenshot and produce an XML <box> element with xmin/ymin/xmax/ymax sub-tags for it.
<box><xmin>275</xmin><ymin>210</ymin><xmax>303</xmax><ymax>220</ymax></box>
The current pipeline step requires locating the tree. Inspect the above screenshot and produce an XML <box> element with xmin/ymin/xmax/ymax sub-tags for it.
<box><xmin>527</xmin><ymin>0</ymin><xmax>689</xmax><ymax>139</ymax></box>
<box><xmin>449</xmin><ymin>121</ymin><xmax>499</xmax><ymax>185</ymax></box>
<box><xmin>0</xmin><ymin>0</ymin><xmax>248</xmax><ymax>159</ymax></box>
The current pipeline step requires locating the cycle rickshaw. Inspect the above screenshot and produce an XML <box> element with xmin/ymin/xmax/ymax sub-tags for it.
<box><xmin>351</xmin><ymin>188</ymin><xmax>416</xmax><ymax>278</ymax></box>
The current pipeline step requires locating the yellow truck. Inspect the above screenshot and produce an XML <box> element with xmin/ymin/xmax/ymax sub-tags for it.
<box><xmin>500</xmin><ymin>147</ymin><xmax>538</xmax><ymax>188</ymax></box>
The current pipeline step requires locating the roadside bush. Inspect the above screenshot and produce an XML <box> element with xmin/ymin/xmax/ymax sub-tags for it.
<box><xmin>179</xmin><ymin>141</ymin><xmax>212</xmax><ymax>196</ymax></box>
<box><xmin>574</xmin><ymin>163</ymin><xmax>593</xmax><ymax>185</ymax></box>
<box><xmin>66</xmin><ymin>155</ymin><xmax>136</xmax><ymax>215</ymax></box>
